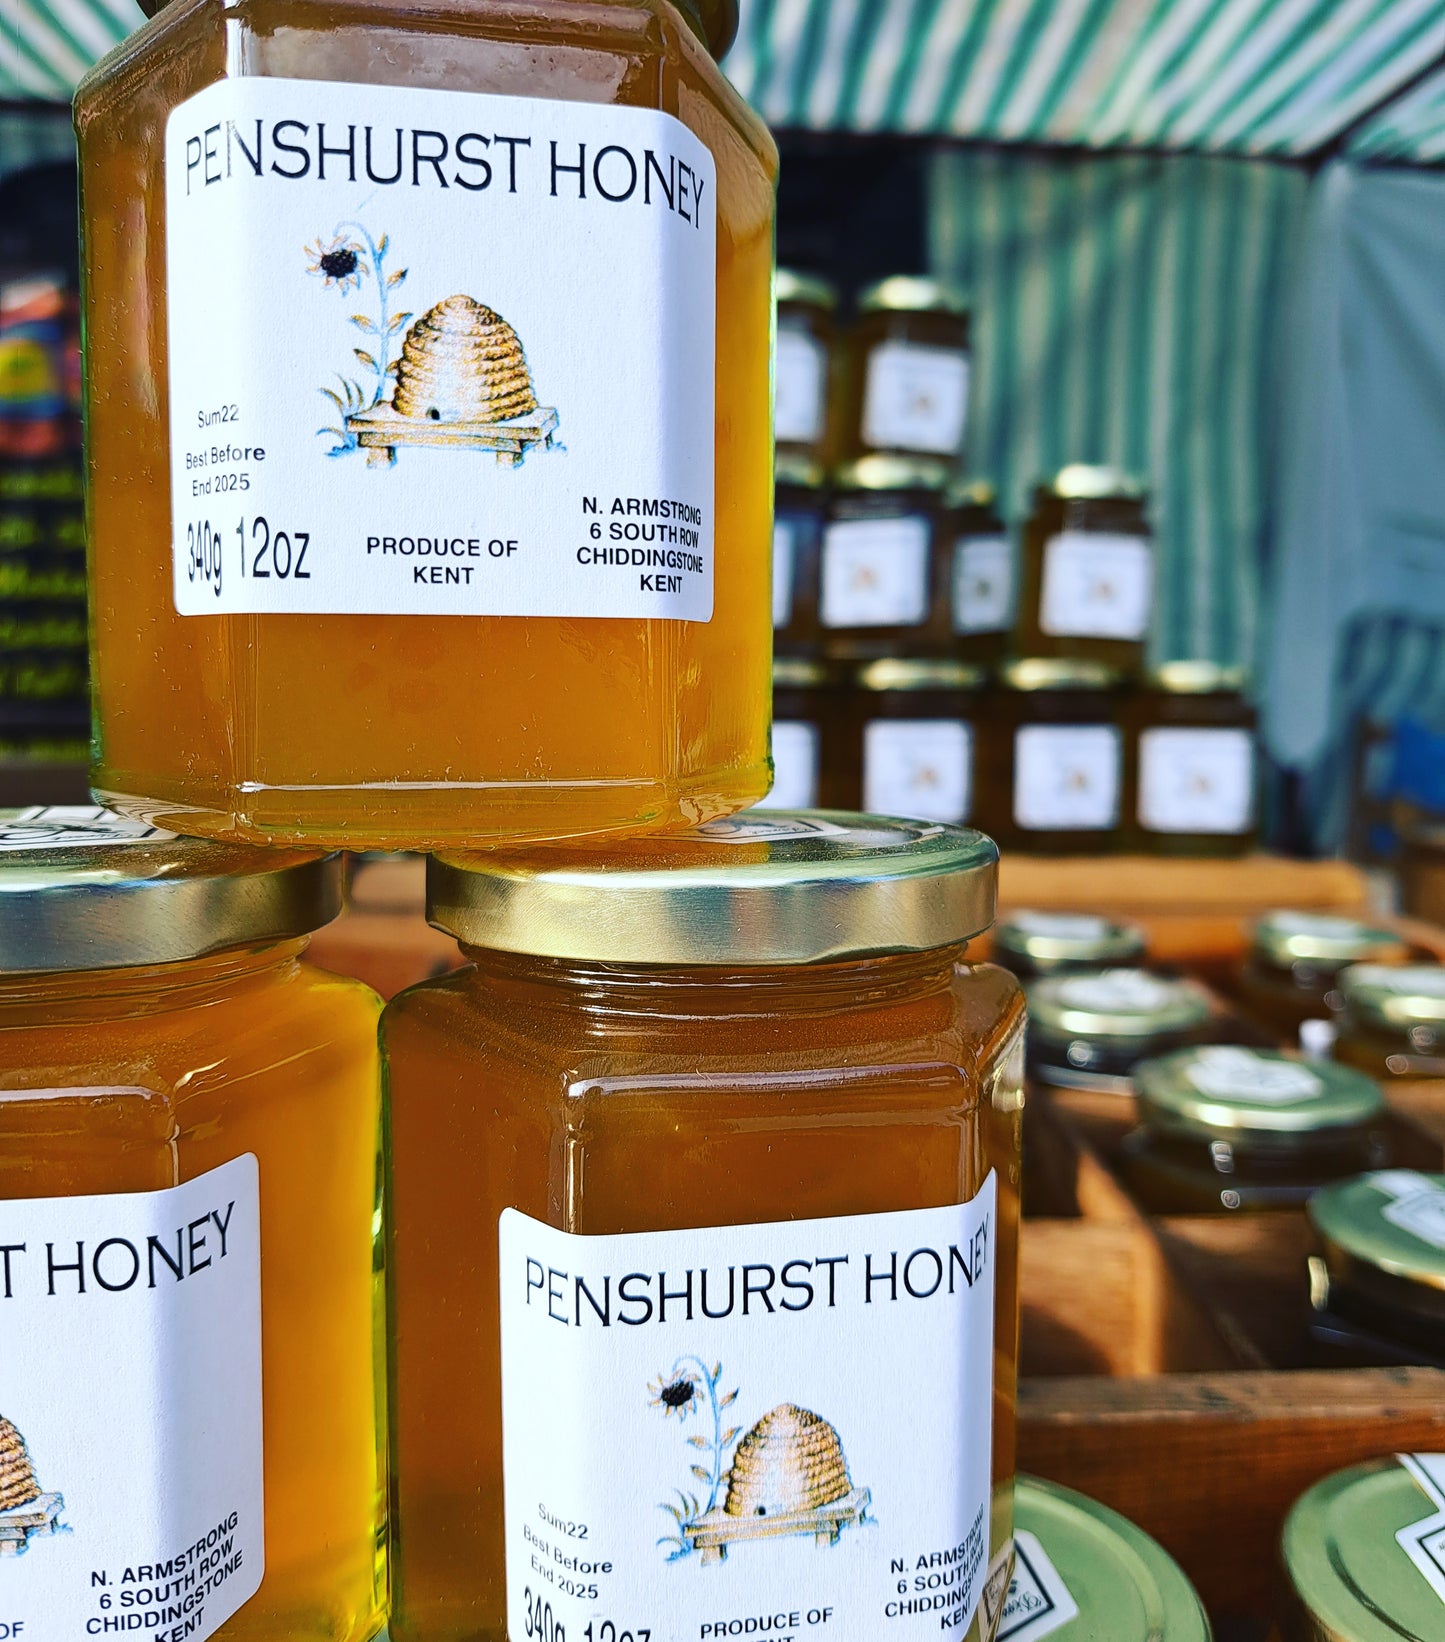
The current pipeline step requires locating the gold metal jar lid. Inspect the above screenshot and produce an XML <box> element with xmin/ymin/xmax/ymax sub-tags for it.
<box><xmin>1308</xmin><ymin>1172</ymin><xmax>1445</xmax><ymax>1294</ymax></box>
<box><xmin>1014</xmin><ymin>1475</ymin><xmax>1212</xmax><ymax>1641</ymax></box>
<box><xmin>0</xmin><ymin>806</ymin><xmax>341</xmax><ymax>973</ymax></box>
<box><xmin>1027</xmin><ymin>969</ymin><xmax>1213</xmax><ymax>1039</ymax></box>
<box><xmin>1135</xmin><ymin>1045</ymin><xmax>1383</xmax><ymax>1141</ymax></box>
<box><xmin>1149</xmin><ymin>660</ymin><xmax>1249</xmax><ymax>694</ymax></box>
<box><xmin>854</xmin><ymin>659</ymin><xmax>988</xmax><ymax>693</ymax></box>
<box><xmin>834</xmin><ymin>455</ymin><xmax>951</xmax><ymax>494</ymax></box>
<box><xmin>995</xmin><ymin>911</ymin><xmax>1146</xmax><ymax>969</ymax></box>
<box><xmin>946</xmin><ymin>477</ymin><xmax>999</xmax><ymax>511</ymax></box>
<box><xmin>1046</xmin><ymin>464</ymin><xmax>1146</xmax><ymax>501</ymax></box>
<box><xmin>1278</xmin><ymin>1458</ymin><xmax>1445</xmax><ymax>1642</ymax></box>
<box><xmin>429</xmin><ymin>812</ymin><xmax>998</xmax><ymax>965</ymax></box>
<box><xmin>857</xmin><ymin>276</ymin><xmax>969</xmax><ymax>318</ymax></box>
<box><xmin>776</xmin><ymin>453</ymin><xmax>827</xmax><ymax>490</ymax></box>
<box><xmin>773</xmin><ymin>657</ymin><xmax>832</xmax><ymax>690</ymax></box>
<box><xmin>1339</xmin><ymin>964</ymin><xmax>1445</xmax><ymax>1028</ymax></box>
<box><xmin>1002</xmin><ymin>658</ymin><xmax>1124</xmax><ymax>693</ymax></box>
<box><xmin>776</xmin><ymin>269</ymin><xmax>839</xmax><ymax>311</ymax></box>
<box><xmin>1252</xmin><ymin>911</ymin><xmax>1408</xmax><ymax>968</ymax></box>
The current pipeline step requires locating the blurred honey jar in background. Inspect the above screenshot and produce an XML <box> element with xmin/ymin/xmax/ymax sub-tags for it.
<box><xmin>759</xmin><ymin>659</ymin><xmax>842</xmax><ymax>811</ymax></box>
<box><xmin>772</xmin><ymin>456</ymin><xmax>828</xmax><ymax>656</ymax></box>
<box><xmin>840</xmin><ymin>659</ymin><xmax>985</xmax><ymax>825</ymax></box>
<box><xmin>382</xmin><ymin>814</ymin><xmax>1023</xmax><ymax>1642</ymax></box>
<box><xmin>773</xmin><ymin>271</ymin><xmax>838</xmax><ymax>473</ymax></box>
<box><xmin>1332</xmin><ymin>964</ymin><xmax>1445</xmax><ymax>1080</ymax></box>
<box><xmin>1026</xmin><ymin>969</ymin><xmax>1218</xmax><ymax>1093</ymax></box>
<box><xmin>76</xmin><ymin>0</ymin><xmax>776</xmax><ymax>849</ymax></box>
<box><xmin>992</xmin><ymin>911</ymin><xmax>1147</xmax><ymax>978</ymax></box>
<box><xmin>948</xmin><ymin>479</ymin><xmax>1012</xmax><ymax>668</ymax></box>
<box><xmin>1237</xmin><ymin>912</ymin><xmax>1411</xmax><ymax>1037</ymax></box>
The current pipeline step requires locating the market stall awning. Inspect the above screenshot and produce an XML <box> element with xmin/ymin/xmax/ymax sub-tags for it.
<box><xmin>3</xmin><ymin>0</ymin><xmax>141</xmax><ymax>100</ymax></box>
<box><xmin>1348</xmin><ymin>60</ymin><xmax>1445</xmax><ymax>161</ymax></box>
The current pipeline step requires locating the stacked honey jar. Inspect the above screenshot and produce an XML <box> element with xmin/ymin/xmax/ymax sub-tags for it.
<box><xmin>768</xmin><ymin>273</ymin><xmax>1258</xmax><ymax>855</ymax></box>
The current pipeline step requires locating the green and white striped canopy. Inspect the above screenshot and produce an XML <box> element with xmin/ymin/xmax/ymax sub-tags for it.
<box><xmin>1349</xmin><ymin>61</ymin><xmax>1445</xmax><ymax>161</ymax></box>
<box><xmin>3</xmin><ymin>0</ymin><xmax>141</xmax><ymax>100</ymax></box>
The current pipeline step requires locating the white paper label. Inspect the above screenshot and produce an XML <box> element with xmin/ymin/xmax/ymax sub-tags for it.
<box><xmin>1038</xmin><ymin>534</ymin><xmax>1152</xmax><ymax>640</ymax></box>
<box><xmin>758</xmin><ymin>721</ymin><xmax>820</xmax><ymax>811</ymax></box>
<box><xmin>0</xmin><ymin>1155</ymin><xmax>264</xmax><ymax>1641</ymax></box>
<box><xmin>1138</xmin><ymin>727</ymin><xmax>1254</xmax><ymax>835</ymax></box>
<box><xmin>861</xmin><ymin>344</ymin><xmax>969</xmax><ymax>456</ymax></box>
<box><xmin>1352</xmin><ymin>966</ymin><xmax>1445</xmax><ymax>1000</ymax></box>
<box><xmin>499</xmin><ymin>1182</ymin><xmax>998</xmax><ymax>1642</ymax></box>
<box><xmin>775</xmin><ymin>328</ymin><xmax>827</xmax><ymax>445</ymax></box>
<box><xmin>773</xmin><ymin>521</ymin><xmax>796</xmax><ymax>630</ymax></box>
<box><xmin>1009</xmin><ymin>913</ymin><xmax>1109</xmax><ymax>941</ymax></box>
<box><xmin>997</xmin><ymin>1531</ymin><xmax>1079</xmax><ymax>1642</ymax></box>
<box><xmin>1379</xmin><ymin>1178</ymin><xmax>1445</xmax><ymax>1252</ymax></box>
<box><xmin>820</xmin><ymin>517</ymin><xmax>930</xmax><ymax>628</ymax></box>
<box><xmin>1184</xmin><ymin>1046</ymin><xmax>1321</xmax><ymax>1105</ymax></box>
<box><xmin>952</xmin><ymin>537</ymin><xmax>1012</xmax><ymax>634</ymax></box>
<box><xmin>1056</xmin><ymin>970</ymin><xmax>1182</xmax><ymax>1015</ymax></box>
<box><xmin>0</xmin><ymin>807</ymin><xmax>173</xmax><ymax>849</ymax></box>
<box><xmin>1396</xmin><ymin>1457</ymin><xmax>1445</xmax><ymax>1610</ymax></box>
<box><xmin>1013</xmin><ymin>726</ymin><xmax>1121</xmax><ymax>831</ymax></box>
<box><xmin>165</xmin><ymin>79</ymin><xmax>716</xmax><ymax>620</ymax></box>
<box><xmin>863</xmin><ymin>720</ymin><xmax>972</xmax><ymax>824</ymax></box>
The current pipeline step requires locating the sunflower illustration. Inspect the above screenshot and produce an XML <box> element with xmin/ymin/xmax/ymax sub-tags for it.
<box><xmin>649</xmin><ymin>1370</ymin><xmax>701</xmax><ymax>1420</ymax></box>
<box><xmin>305</xmin><ymin>235</ymin><xmax>364</xmax><ymax>293</ymax></box>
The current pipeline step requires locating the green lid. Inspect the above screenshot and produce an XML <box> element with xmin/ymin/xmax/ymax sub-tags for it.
<box><xmin>858</xmin><ymin>276</ymin><xmax>969</xmax><ymax>318</ymax></box>
<box><xmin>855</xmin><ymin>658</ymin><xmax>987</xmax><ymax>693</ymax></box>
<box><xmin>1135</xmin><ymin>1046</ymin><xmax>1383</xmax><ymax>1141</ymax></box>
<box><xmin>947</xmin><ymin>477</ymin><xmax>1000</xmax><ymax>511</ymax></box>
<box><xmin>776</xmin><ymin>269</ymin><xmax>839</xmax><ymax>312</ymax></box>
<box><xmin>1339</xmin><ymin>964</ymin><xmax>1445</xmax><ymax>1029</ymax></box>
<box><xmin>1046</xmin><ymin>464</ymin><xmax>1145</xmax><ymax>501</ymax></box>
<box><xmin>1011</xmin><ymin>1475</ymin><xmax>1212</xmax><ymax>1641</ymax></box>
<box><xmin>1027</xmin><ymin>969</ymin><xmax>1213</xmax><ymax>1039</ymax></box>
<box><xmin>834</xmin><ymin>455</ymin><xmax>951</xmax><ymax>494</ymax></box>
<box><xmin>1252</xmin><ymin>911</ymin><xmax>1408</xmax><ymax>968</ymax></box>
<box><xmin>995</xmin><ymin>911</ymin><xmax>1145</xmax><ymax>971</ymax></box>
<box><xmin>1001</xmin><ymin>658</ymin><xmax>1124</xmax><ymax>693</ymax></box>
<box><xmin>1149</xmin><ymin>661</ymin><xmax>1249</xmax><ymax>694</ymax></box>
<box><xmin>1280</xmin><ymin>1457</ymin><xmax>1445</xmax><ymax>1642</ymax></box>
<box><xmin>1309</xmin><ymin>1172</ymin><xmax>1445</xmax><ymax>1293</ymax></box>
<box><xmin>776</xmin><ymin>453</ymin><xmax>827</xmax><ymax>490</ymax></box>
<box><xmin>773</xmin><ymin>658</ymin><xmax>831</xmax><ymax>691</ymax></box>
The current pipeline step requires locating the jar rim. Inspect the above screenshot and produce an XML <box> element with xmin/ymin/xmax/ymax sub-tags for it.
<box><xmin>0</xmin><ymin>807</ymin><xmax>341</xmax><ymax>973</ymax></box>
<box><xmin>776</xmin><ymin>269</ymin><xmax>839</xmax><ymax>312</ymax></box>
<box><xmin>428</xmin><ymin>811</ymin><xmax>998</xmax><ymax>964</ymax></box>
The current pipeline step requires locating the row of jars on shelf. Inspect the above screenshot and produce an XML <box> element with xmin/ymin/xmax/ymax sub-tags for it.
<box><xmin>775</xmin><ymin>456</ymin><xmax>1157</xmax><ymax>676</ymax></box>
<box><xmin>766</xmin><ymin>656</ymin><xmax>1257</xmax><ymax>854</ymax></box>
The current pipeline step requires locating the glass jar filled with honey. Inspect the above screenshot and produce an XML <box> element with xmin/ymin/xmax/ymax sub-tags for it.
<box><xmin>1026</xmin><ymin>969</ymin><xmax>1217</xmax><ymax>1093</ymax></box>
<box><xmin>76</xmin><ymin>0</ymin><xmax>776</xmax><ymax>849</ymax></box>
<box><xmin>1013</xmin><ymin>467</ymin><xmax>1153</xmax><ymax>676</ymax></box>
<box><xmin>760</xmin><ymin>659</ymin><xmax>842</xmax><ymax>811</ymax></box>
<box><xmin>1333</xmin><ymin>965</ymin><xmax>1445</xmax><ymax>1081</ymax></box>
<box><xmin>818</xmin><ymin>458</ymin><xmax>952</xmax><ymax>661</ymax></box>
<box><xmin>1237</xmin><ymin>913</ymin><xmax>1410</xmax><ymax>1039</ymax></box>
<box><xmin>1121</xmin><ymin>1046</ymin><xmax>1389</xmax><ymax>1214</ymax></box>
<box><xmin>774</xmin><ymin>271</ymin><xmax>838</xmax><ymax>473</ymax></box>
<box><xmin>1125</xmin><ymin>663</ymin><xmax>1257</xmax><ymax>855</ymax></box>
<box><xmin>840</xmin><ymin>659</ymin><xmax>986</xmax><ymax>825</ymax></box>
<box><xmin>993</xmin><ymin>912</ymin><xmax>1146</xmax><ymax>979</ymax></box>
<box><xmin>948</xmin><ymin>480</ymin><xmax>1012</xmax><ymax>668</ymax></box>
<box><xmin>837</xmin><ymin>278</ymin><xmax>971</xmax><ymax>480</ymax></box>
<box><xmin>772</xmin><ymin>455</ymin><xmax>827</xmax><ymax>658</ymax></box>
<box><xmin>1275</xmin><ymin>1458</ymin><xmax>1445</xmax><ymax>1641</ymax></box>
<box><xmin>0</xmin><ymin>805</ymin><xmax>385</xmax><ymax>1642</ymax></box>
<box><xmin>1008</xmin><ymin>1476</ymin><xmax>1211</xmax><ymax>1641</ymax></box>
<box><xmin>984</xmin><ymin>660</ymin><xmax>1127</xmax><ymax>854</ymax></box>
<box><xmin>383</xmin><ymin>813</ymin><xmax>1024</xmax><ymax>1642</ymax></box>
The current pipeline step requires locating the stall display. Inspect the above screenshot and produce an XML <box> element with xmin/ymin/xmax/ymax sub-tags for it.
<box><xmin>842</xmin><ymin>658</ymin><xmax>985</xmax><ymax>824</ymax></box>
<box><xmin>1026</xmin><ymin>969</ymin><xmax>1217</xmax><ymax>1093</ymax></box>
<box><xmin>993</xmin><ymin>911</ymin><xmax>1147</xmax><ymax>978</ymax></box>
<box><xmin>761</xmin><ymin>659</ymin><xmax>839</xmax><ymax>811</ymax></box>
<box><xmin>772</xmin><ymin>456</ymin><xmax>827</xmax><ymax>656</ymax></box>
<box><xmin>1125</xmin><ymin>663</ymin><xmax>1257</xmax><ymax>856</ymax></box>
<box><xmin>949</xmin><ymin>479</ymin><xmax>1012</xmax><ymax>667</ymax></box>
<box><xmin>773</xmin><ymin>270</ymin><xmax>838</xmax><ymax>472</ymax></box>
<box><xmin>383</xmin><ymin>814</ymin><xmax>1022</xmax><ymax>1642</ymax></box>
<box><xmin>0</xmin><ymin>807</ymin><xmax>386</xmax><ymax>1641</ymax></box>
<box><xmin>1121</xmin><ymin>1045</ymin><xmax>1389</xmax><ymax>1214</ymax></box>
<box><xmin>1009</xmin><ymin>1475</ymin><xmax>1212</xmax><ymax>1641</ymax></box>
<box><xmin>1012</xmin><ymin>467</ymin><xmax>1153</xmax><ymax>677</ymax></box>
<box><xmin>1332</xmin><ymin>964</ymin><xmax>1445</xmax><ymax>1080</ymax></box>
<box><xmin>1307</xmin><ymin>1171</ymin><xmax>1445</xmax><ymax>1367</ymax></box>
<box><xmin>834</xmin><ymin>277</ymin><xmax>971</xmax><ymax>478</ymax></box>
<box><xmin>75</xmin><ymin>0</ymin><xmax>776</xmax><ymax>849</ymax></box>
<box><xmin>1237</xmin><ymin>912</ymin><xmax>1410</xmax><ymax>1037</ymax></box>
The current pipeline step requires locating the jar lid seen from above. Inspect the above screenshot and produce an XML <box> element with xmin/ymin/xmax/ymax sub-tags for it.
<box><xmin>430</xmin><ymin>811</ymin><xmax>998</xmax><ymax>965</ymax></box>
<box><xmin>1309</xmin><ymin>1172</ymin><xmax>1445</xmax><ymax>1293</ymax></box>
<box><xmin>1135</xmin><ymin>1045</ymin><xmax>1383</xmax><ymax>1140</ymax></box>
<box><xmin>995</xmin><ymin>910</ymin><xmax>1146</xmax><ymax>970</ymax></box>
<box><xmin>1027</xmin><ymin>969</ymin><xmax>1213</xmax><ymax>1039</ymax></box>
<box><xmin>1252</xmin><ymin>911</ymin><xmax>1408</xmax><ymax>968</ymax></box>
<box><xmin>1339</xmin><ymin>964</ymin><xmax>1445</xmax><ymax>1029</ymax></box>
<box><xmin>0</xmin><ymin>805</ymin><xmax>341</xmax><ymax>973</ymax></box>
<box><xmin>856</xmin><ymin>276</ymin><xmax>969</xmax><ymax>318</ymax></box>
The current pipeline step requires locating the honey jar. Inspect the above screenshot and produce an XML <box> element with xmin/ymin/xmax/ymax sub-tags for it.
<box><xmin>76</xmin><ymin>0</ymin><xmax>776</xmax><ymax>849</ymax></box>
<box><xmin>383</xmin><ymin>813</ymin><xmax>1024</xmax><ymax>1642</ymax></box>
<box><xmin>983</xmin><ymin>660</ymin><xmax>1126</xmax><ymax>854</ymax></box>
<box><xmin>772</xmin><ymin>456</ymin><xmax>827</xmax><ymax>658</ymax></box>
<box><xmin>774</xmin><ymin>272</ymin><xmax>837</xmax><ymax>472</ymax></box>
<box><xmin>840</xmin><ymin>659</ymin><xmax>985</xmax><ymax>825</ymax></box>
<box><xmin>1237</xmin><ymin>913</ymin><xmax>1410</xmax><ymax>1039</ymax></box>
<box><xmin>1026</xmin><ymin>969</ymin><xmax>1216</xmax><ymax>1093</ymax></box>
<box><xmin>948</xmin><ymin>480</ymin><xmax>1012</xmax><ymax>668</ymax></box>
<box><xmin>1008</xmin><ymin>1475</ymin><xmax>1211</xmax><ymax>1641</ymax></box>
<box><xmin>1014</xmin><ymin>467</ymin><xmax>1153</xmax><ymax>675</ymax></box>
<box><xmin>837</xmin><ymin>278</ymin><xmax>971</xmax><ymax>479</ymax></box>
<box><xmin>818</xmin><ymin>458</ymin><xmax>951</xmax><ymax>661</ymax></box>
<box><xmin>0</xmin><ymin>806</ymin><xmax>385</xmax><ymax>1642</ymax></box>
<box><xmin>1125</xmin><ymin>663</ymin><xmax>1257</xmax><ymax>855</ymax></box>
<box><xmin>1121</xmin><ymin>1046</ymin><xmax>1389</xmax><ymax>1214</ymax></box>
<box><xmin>1333</xmin><ymin>965</ymin><xmax>1445</xmax><ymax>1080</ymax></box>
<box><xmin>760</xmin><ymin>659</ymin><xmax>840</xmax><ymax>811</ymax></box>
<box><xmin>1276</xmin><ymin>1456</ymin><xmax>1445</xmax><ymax>1641</ymax></box>
<box><xmin>992</xmin><ymin>912</ymin><xmax>1146</xmax><ymax>978</ymax></box>
<box><xmin>1307</xmin><ymin>1171</ymin><xmax>1445</xmax><ymax>1367</ymax></box>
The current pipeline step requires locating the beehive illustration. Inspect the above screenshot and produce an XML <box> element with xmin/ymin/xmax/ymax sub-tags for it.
<box><xmin>347</xmin><ymin>293</ymin><xmax>559</xmax><ymax>468</ymax></box>
<box><xmin>687</xmin><ymin>1404</ymin><xmax>870</xmax><ymax>1565</ymax></box>
<box><xmin>0</xmin><ymin>1415</ymin><xmax>65</xmax><ymax>1556</ymax></box>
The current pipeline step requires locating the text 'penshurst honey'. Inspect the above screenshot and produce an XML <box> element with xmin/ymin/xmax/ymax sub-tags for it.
<box><xmin>382</xmin><ymin>813</ymin><xmax>1025</xmax><ymax>1642</ymax></box>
